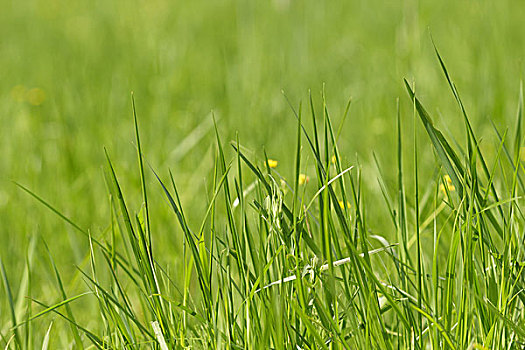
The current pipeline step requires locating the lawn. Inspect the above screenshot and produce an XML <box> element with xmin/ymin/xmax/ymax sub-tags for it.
<box><xmin>1</xmin><ymin>0</ymin><xmax>525</xmax><ymax>348</ymax></box>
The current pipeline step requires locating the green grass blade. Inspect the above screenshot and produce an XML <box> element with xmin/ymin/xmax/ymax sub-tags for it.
<box><xmin>0</xmin><ymin>258</ymin><xmax>21</xmax><ymax>349</ymax></box>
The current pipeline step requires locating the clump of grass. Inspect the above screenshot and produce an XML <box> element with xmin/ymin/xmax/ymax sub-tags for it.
<box><xmin>2</xmin><ymin>50</ymin><xmax>525</xmax><ymax>349</ymax></box>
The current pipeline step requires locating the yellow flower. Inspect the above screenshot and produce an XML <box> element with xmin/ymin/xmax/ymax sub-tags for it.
<box><xmin>267</xmin><ymin>159</ymin><xmax>278</xmax><ymax>168</ymax></box>
<box><xmin>338</xmin><ymin>200</ymin><xmax>351</xmax><ymax>209</ymax></box>
<box><xmin>26</xmin><ymin>88</ymin><xmax>46</xmax><ymax>106</ymax></box>
<box><xmin>439</xmin><ymin>174</ymin><xmax>455</xmax><ymax>193</ymax></box>
<box><xmin>331</xmin><ymin>155</ymin><xmax>337</xmax><ymax>164</ymax></box>
<box><xmin>298</xmin><ymin>174</ymin><xmax>309</xmax><ymax>185</ymax></box>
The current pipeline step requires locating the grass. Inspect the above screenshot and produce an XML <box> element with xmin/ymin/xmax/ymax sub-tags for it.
<box><xmin>2</xmin><ymin>0</ymin><xmax>525</xmax><ymax>348</ymax></box>
<box><xmin>3</xmin><ymin>52</ymin><xmax>525</xmax><ymax>348</ymax></box>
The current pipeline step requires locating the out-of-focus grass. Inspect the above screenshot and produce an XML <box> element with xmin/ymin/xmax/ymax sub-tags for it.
<box><xmin>1</xmin><ymin>0</ymin><xmax>525</xmax><ymax>346</ymax></box>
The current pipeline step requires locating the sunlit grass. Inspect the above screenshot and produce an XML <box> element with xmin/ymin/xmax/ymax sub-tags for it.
<box><xmin>3</xmin><ymin>49</ymin><xmax>525</xmax><ymax>347</ymax></box>
<box><xmin>2</xmin><ymin>0</ymin><xmax>525</xmax><ymax>348</ymax></box>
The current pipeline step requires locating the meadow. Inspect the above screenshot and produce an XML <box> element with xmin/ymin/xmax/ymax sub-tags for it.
<box><xmin>1</xmin><ymin>0</ymin><xmax>525</xmax><ymax>348</ymax></box>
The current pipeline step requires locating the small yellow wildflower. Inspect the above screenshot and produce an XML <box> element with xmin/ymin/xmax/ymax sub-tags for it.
<box><xmin>267</xmin><ymin>159</ymin><xmax>278</xmax><ymax>168</ymax></box>
<box><xmin>331</xmin><ymin>155</ymin><xmax>337</xmax><ymax>164</ymax></box>
<box><xmin>439</xmin><ymin>174</ymin><xmax>455</xmax><ymax>193</ymax></box>
<box><xmin>338</xmin><ymin>200</ymin><xmax>351</xmax><ymax>210</ymax></box>
<box><xmin>26</xmin><ymin>88</ymin><xmax>46</xmax><ymax>106</ymax></box>
<box><xmin>298</xmin><ymin>174</ymin><xmax>309</xmax><ymax>185</ymax></box>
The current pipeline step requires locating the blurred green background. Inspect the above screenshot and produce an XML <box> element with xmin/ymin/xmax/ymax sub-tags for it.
<box><xmin>1</xmin><ymin>0</ymin><xmax>524</xmax><ymax>323</ymax></box>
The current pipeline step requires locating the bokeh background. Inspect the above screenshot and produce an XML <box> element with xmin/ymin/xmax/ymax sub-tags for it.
<box><xmin>1</xmin><ymin>0</ymin><xmax>524</xmax><ymax>331</ymax></box>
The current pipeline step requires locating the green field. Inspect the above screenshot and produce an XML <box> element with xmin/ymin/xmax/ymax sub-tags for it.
<box><xmin>2</xmin><ymin>0</ymin><xmax>525</xmax><ymax>348</ymax></box>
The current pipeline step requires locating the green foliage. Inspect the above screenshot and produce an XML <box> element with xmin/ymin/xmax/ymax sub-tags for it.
<box><xmin>2</xmin><ymin>0</ymin><xmax>525</xmax><ymax>348</ymax></box>
<box><xmin>4</xmin><ymin>64</ymin><xmax>525</xmax><ymax>347</ymax></box>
